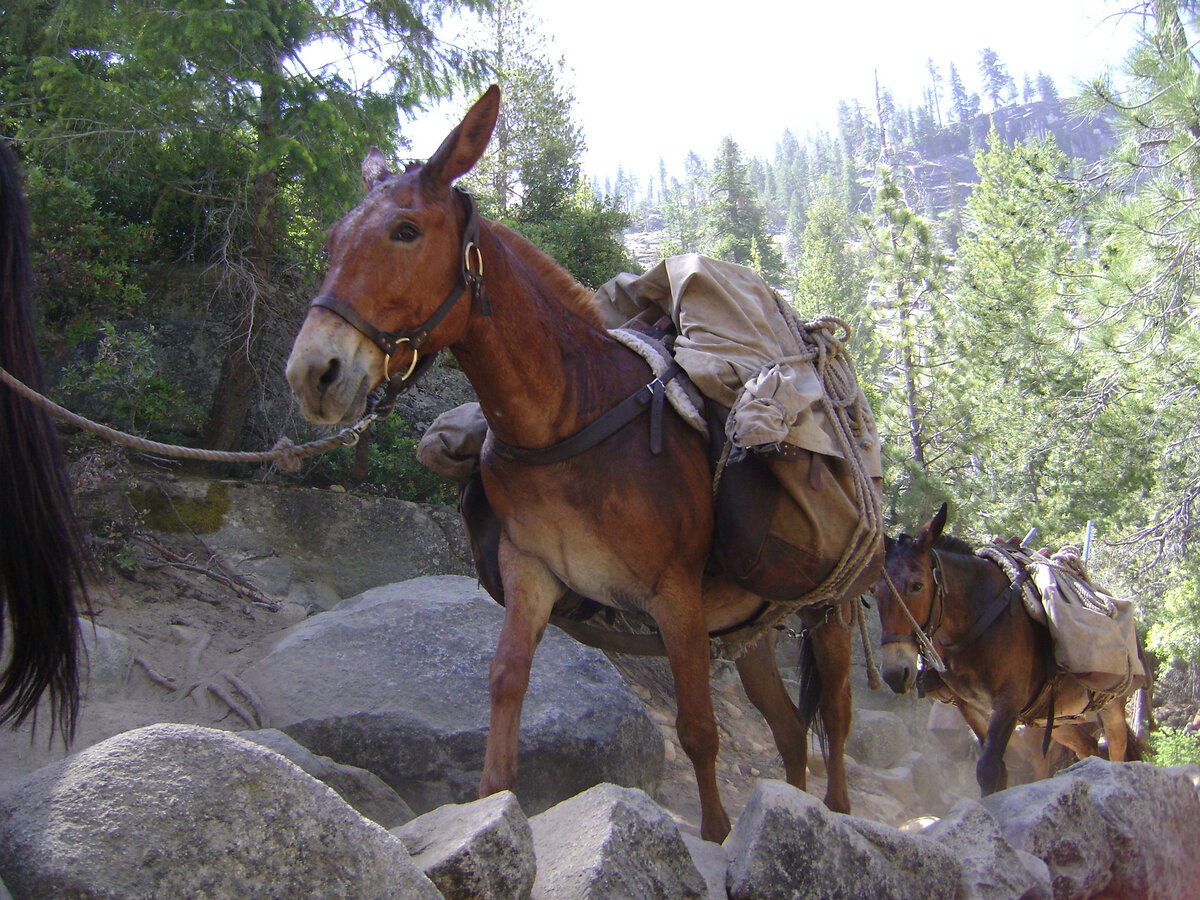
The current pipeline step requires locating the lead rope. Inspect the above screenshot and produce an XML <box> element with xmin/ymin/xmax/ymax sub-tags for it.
<box><xmin>854</xmin><ymin>597</ymin><xmax>884</xmax><ymax>690</ymax></box>
<box><xmin>0</xmin><ymin>364</ymin><xmax>380</xmax><ymax>472</ymax></box>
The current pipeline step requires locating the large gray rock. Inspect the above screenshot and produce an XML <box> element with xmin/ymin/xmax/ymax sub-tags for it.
<box><xmin>200</xmin><ymin>479</ymin><xmax>474</xmax><ymax>605</ymax></box>
<box><xmin>394</xmin><ymin>791</ymin><xmax>535</xmax><ymax>900</ymax></box>
<box><xmin>982</xmin><ymin>758</ymin><xmax>1200</xmax><ymax>900</ymax></box>
<box><xmin>239</xmin><ymin>576</ymin><xmax>664</xmax><ymax>815</ymax></box>
<box><xmin>0</xmin><ymin>724</ymin><xmax>439</xmax><ymax>900</ymax></box>
<box><xmin>681</xmin><ymin>833</ymin><xmax>728</xmax><ymax>900</ymax></box>
<box><xmin>724</xmin><ymin>779</ymin><xmax>961</xmax><ymax>900</ymax></box>
<box><xmin>240</xmin><ymin>727</ymin><xmax>415</xmax><ymax>828</ymax></box>
<box><xmin>923</xmin><ymin>799</ymin><xmax>1051</xmax><ymax>900</ymax></box>
<box><xmin>846</xmin><ymin>708</ymin><xmax>912</xmax><ymax>769</ymax></box>
<box><xmin>529</xmin><ymin>783</ymin><xmax>706</xmax><ymax>900</ymax></box>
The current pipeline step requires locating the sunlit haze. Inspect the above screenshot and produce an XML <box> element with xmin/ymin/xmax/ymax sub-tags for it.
<box><xmin>401</xmin><ymin>0</ymin><xmax>1141</xmax><ymax>185</ymax></box>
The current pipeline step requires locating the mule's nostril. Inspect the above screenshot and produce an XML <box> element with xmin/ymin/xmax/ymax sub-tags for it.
<box><xmin>318</xmin><ymin>357</ymin><xmax>341</xmax><ymax>391</ymax></box>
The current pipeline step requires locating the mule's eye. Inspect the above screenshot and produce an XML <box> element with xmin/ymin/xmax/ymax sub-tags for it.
<box><xmin>391</xmin><ymin>222</ymin><xmax>420</xmax><ymax>243</ymax></box>
<box><xmin>908</xmin><ymin>581</ymin><xmax>924</xmax><ymax>593</ymax></box>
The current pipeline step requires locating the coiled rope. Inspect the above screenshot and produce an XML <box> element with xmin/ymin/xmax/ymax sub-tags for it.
<box><xmin>719</xmin><ymin>300</ymin><xmax>884</xmax><ymax>662</ymax></box>
<box><xmin>0</xmin><ymin>364</ymin><xmax>376</xmax><ymax>473</ymax></box>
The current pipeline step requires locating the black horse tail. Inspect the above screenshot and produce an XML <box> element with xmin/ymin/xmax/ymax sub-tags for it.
<box><xmin>796</xmin><ymin>630</ymin><xmax>828</xmax><ymax>757</ymax></box>
<box><xmin>0</xmin><ymin>141</ymin><xmax>88</xmax><ymax>741</ymax></box>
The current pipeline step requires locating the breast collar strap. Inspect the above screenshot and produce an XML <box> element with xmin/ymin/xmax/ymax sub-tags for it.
<box><xmin>309</xmin><ymin>188</ymin><xmax>490</xmax><ymax>383</ymax></box>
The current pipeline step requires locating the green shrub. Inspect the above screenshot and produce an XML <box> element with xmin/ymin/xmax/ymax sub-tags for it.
<box><xmin>24</xmin><ymin>166</ymin><xmax>149</xmax><ymax>329</ymax></box>
<box><xmin>58</xmin><ymin>322</ymin><xmax>202</xmax><ymax>442</ymax></box>
<box><xmin>1148</xmin><ymin>726</ymin><xmax>1200</xmax><ymax>768</ymax></box>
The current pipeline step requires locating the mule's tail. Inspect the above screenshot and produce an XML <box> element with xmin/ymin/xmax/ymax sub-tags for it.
<box><xmin>796</xmin><ymin>631</ymin><xmax>828</xmax><ymax>756</ymax></box>
<box><xmin>0</xmin><ymin>141</ymin><xmax>88</xmax><ymax>741</ymax></box>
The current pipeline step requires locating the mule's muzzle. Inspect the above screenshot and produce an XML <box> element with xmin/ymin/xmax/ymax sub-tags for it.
<box><xmin>285</xmin><ymin>331</ymin><xmax>378</xmax><ymax>425</ymax></box>
<box><xmin>880</xmin><ymin>643</ymin><xmax>919</xmax><ymax>695</ymax></box>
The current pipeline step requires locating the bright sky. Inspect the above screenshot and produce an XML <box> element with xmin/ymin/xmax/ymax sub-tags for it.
<box><xmin>404</xmin><ymin>1</ymin><xmax>1142</xmax><ymax>185</ymax></box>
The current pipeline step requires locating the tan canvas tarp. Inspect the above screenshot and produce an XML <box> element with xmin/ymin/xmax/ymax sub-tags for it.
<box><xmin>985</xmin><ymin>545</ymin><xmax>1145</xmax><ymax>695</ymax></box>
<box><xmin>1029</xmin><ymin>553</ymin><xmax>1144</xmax><ymax>693</ymax></box>
<box><xmin>593</xmin><ymin>254</ymin><xmax>882</xmax><ymax>474</ymax></box>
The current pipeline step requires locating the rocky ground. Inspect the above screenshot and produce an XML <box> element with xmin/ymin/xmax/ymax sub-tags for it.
<box><xmin>2</xmin><ymin>492</ymin><xmax>927</xmax><ymax>833</ymax></box>
<box><xmin>4</xmin><ymin>450</ymin><xmax>1195</xmax><ymax>837</ymax></box>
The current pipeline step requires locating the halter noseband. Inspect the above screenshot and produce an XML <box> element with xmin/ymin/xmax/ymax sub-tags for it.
<box><xmin>309</xmin><ymin>187</ymin><xmax>490</xmax><ymax>383</ymax></box>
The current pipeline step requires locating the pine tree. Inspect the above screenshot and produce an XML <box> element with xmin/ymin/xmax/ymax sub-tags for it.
<box><xmin>978</xmin><ymin>47</ymin><xmax>1013</xmax><ymax>110</ymax></box>
<box><xmin>926</xmin><ymin>58</ymin><xmax>944</xmax><ymax>127</ymax></box>
<box><xmin>949</xmin><ymin>62</ymin><xmax>972</xmax><ymax>122</ymax></box>
<box><xmin>705</xmin><ymin>136</ymin><xmax>786</xmax><ymax>285</ymax></box>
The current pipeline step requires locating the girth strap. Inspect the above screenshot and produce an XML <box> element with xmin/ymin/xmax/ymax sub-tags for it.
<box><xmin>491</xmin><ymin>363</ymin><xmax>683</xmax><ymax>466</ymax></box>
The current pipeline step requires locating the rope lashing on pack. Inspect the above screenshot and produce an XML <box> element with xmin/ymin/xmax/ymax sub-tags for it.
<box><xmin>0</xmin><ymin>364</ymin><xmax>378</xmax><ymax>473</ymax></box>
<box><xmin>719</xmin><ymin>300</ymin><xmax>884</xmax><ymax>659</ymax></box>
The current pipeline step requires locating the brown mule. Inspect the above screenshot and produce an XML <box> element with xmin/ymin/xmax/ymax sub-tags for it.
<box><xmin>874</xmin><ymin>504</ymin><xmax>1146</xmax><ymax>796</ymax></box>
<box><xmin>286</xmin><ymin>86</ymin><xmax>876</xmax><ymax>841</ymax></box>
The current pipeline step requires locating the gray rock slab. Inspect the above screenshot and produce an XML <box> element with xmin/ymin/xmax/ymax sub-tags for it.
<box><xmin>394</xmin><ymin>791</ymin><xmax>535</xmax><ymax>900</ymax></box>
<box><xmin>203</xmin><ymin>480</ymin><xmax>474</xmax><ymax>603</ymax></box>
<box><xmin>983</xmin><ymin>758</ymin><xmax>1200</xmax><ymax>900</ymax></box>
<box><xmin>240</xmin><ymin>727</ymin><xmax>415</xmax><ymax>828</ymax></box>
<box><xmin>530</xmin><ymin>783</ymin><xmax>706</xmax><ymax>900</ymax></box>
<box><xmin>0</xmin><ymin>723</ymin><xmax>439</xmax><ymax>900</ymax></box>
<box><xmin>239</xmin><ymin>576</ymin><xmax>664</xmax><ymax>815</ymax></box>
<box><xmin>923</xmin><ymin>798</ymin><xmax>1052</xmax><ymax>900</ymax></box>
<box><xmin>724</xmin><ymin>779</ymin><xmax>961</xmax><ymax>900</ymax></box>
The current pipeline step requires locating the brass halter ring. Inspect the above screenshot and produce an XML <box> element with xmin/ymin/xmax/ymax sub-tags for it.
<box><xmin>464</xmin><ymin>241</ymin><xmax>484</xmax><ymax>279</ymax></box>
<box><xmin>385</xmin><ymin>336</ymin><xmax>419</xmax><ymax>382</ymax></box>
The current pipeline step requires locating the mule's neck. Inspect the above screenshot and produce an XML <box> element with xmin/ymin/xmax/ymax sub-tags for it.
<box><xmin>448</xmin><ymin>221</ymin><xmax>631</xmax><ymax>449</ymax></box>
<box><xmin>932</xmin><ymin>548</ymin><xmax>1013</xmax><ymax>648</ymax></box>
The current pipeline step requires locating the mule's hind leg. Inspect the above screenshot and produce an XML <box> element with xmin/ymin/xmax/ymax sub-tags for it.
<box><xmin>1098</xmin><ymin>700</ymin><xmax>1130</xmax><ymax>762</ymax></box>
<box><xmin>479</xmin><ymin>541</ymin><xmax>561</xmax><ymax>799</ymax></box>
<box><xmin>735</xmin><ymin>630</ymin><xmax>810</xmax><ymax>789</ymax></box>
<box><xmin>807</xmin><ymin>608</ymin><xmax>854</xmax><ymax>813</ymax></box>
<box><xmin>656</xmin><ymin>584</ymin><xmax>731</xmax><ymax>843</ymax></box>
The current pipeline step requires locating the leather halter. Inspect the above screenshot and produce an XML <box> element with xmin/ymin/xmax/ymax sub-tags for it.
<box><xmin>309</xmin><ymin>188</ymin><xmax>490</xmax><ymax>385</ymax></box>
<box><xmin>881</xmin><ymin>548</ymin><xmax>947</xmax><ymax>649</ymax></box>
<box><xmin>882</xmin><ymin>547</ymin><xmax>1032</xmax><ymax>657</ymax></box>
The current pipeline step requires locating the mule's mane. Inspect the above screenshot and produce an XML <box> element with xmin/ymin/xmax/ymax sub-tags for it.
<box><xmin>933</xmin><ymin>534</ymin><xmax>977</xmax><ymax>556</ymax></box>
<box><xmin>488</xmin><ymin>220</ymin><xmax>602</xmax><ymax>327</ymax></box>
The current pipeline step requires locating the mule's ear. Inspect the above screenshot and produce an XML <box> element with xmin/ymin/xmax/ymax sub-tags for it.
<box><xmin>915</xmin><ymin>502</ymin><xmax>948</xmax><ymax>551</ymax></box>
<box><xmin>362</xmin><ymin>147</ymin><xmax>391</xmax><ymax>189</ymax></box>
<box><xmin>422</xmin><ymin>85</ymin><xmax>500</xmax><ymax>192</ymax></box>
<box><xmin>931</xmin><ymin>502</ymin><xmax>948</xmax><ymax>538</ymax></box>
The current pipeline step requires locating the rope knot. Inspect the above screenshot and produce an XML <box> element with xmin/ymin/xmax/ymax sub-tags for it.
<box><xmin>270</xmin><ymin>437</ymin><xmax>303</xmax><ymax>473</ymax></box>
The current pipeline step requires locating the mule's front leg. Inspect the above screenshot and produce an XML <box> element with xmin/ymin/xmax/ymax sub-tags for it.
<box><xmin>479</xmin><ymin>543</ymin><xmax>560</xmax><ymax>799</ymax></box>
<box><xmin>976</xmin><ymin>706</ymin><xmax>1019</xmax><ymax>796</ymax></box>
<box><xmin>658</xmin><ymin>588</ymin><xmax>731</xmax><ymax>843</ymax></box>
